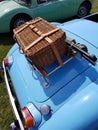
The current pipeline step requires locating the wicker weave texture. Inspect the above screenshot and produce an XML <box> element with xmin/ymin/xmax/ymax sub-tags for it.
<box><xmin>14</xmin><ymin>17</ymin><xmax>67</xmax><ymax>69</ymax></box>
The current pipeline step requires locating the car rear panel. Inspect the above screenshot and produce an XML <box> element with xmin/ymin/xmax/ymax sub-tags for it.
<box><xmin>6</xmin><ymin>43</ymin><xmax>97</xmax><ymax>105</ymax></box>
<box><xmin>6</xmin><ymin>42</ymin><xmax>98</xmax><ymax>130</ymax></box>
<box><xmin>5</xmin><ymin>17</ymin><xmax>98</xmax><ymax>129</ymax></box>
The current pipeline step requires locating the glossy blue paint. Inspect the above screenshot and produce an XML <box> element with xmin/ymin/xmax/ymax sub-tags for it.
<box><xmin>7</xmin><ymin>44</ymin><xmax>96</xmax><ymax>106</ymax></box>
<box><xmin>56</xmin><ymin>20</ymin><xmax>98</xmax><ymax>50</ymax></box>
<box><xmin>26</xmin><ymin>103</ymin><xmax>42</xmax><ymax>127</ymax></box>
<box><xmin>39</xmin><ymin>80</ymin><xmax>98</xmax><ymax>130</ymax></box>
<box><xmin>6</xmin><ymin>14</ymin><xmax>98</xmax><ymax>130</ymax></box>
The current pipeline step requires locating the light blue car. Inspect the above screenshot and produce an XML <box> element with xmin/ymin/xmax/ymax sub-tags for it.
<box><xmin>1</xmin><ymin>13</ymin><xmax>98</xmax><ymax>130</ymax></box>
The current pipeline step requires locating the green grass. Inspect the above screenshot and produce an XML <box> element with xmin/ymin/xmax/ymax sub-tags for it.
<box><xmin>91</xmin><ymin>0</ymin><xmax>98</xmax><ymax>13</ymax></box>
<box><xmin>0</xmin><ymin>34</ymin><xmax>14</xmax><ymax>130</ymax></box>
<box><xmin>0</xmin><ymin>0</ymin><xmax>98</xmax><ymax>129</ymax></box>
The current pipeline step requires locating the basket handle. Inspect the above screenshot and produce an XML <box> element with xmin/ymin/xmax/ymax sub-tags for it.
<box><xmin>24</xmin><ymin>28</ymin><xmax>60</xmax><ymax>51</ymax></box>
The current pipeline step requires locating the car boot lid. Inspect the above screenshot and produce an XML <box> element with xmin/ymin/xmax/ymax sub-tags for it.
<box><xmin>57</xmin><ymin>19</ymin><xmax>98</xmax><ymax>50</ymax></box>
<box><xmin>6</xmin><ymin>41</ymin><xmax>98</xmax><ymax>106</ymax></box>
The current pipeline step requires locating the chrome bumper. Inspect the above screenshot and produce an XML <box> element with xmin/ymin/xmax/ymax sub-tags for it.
<box><xmin>2</xmin><ymin>61</ymin><xmax>25</xmax><ymax>130</ymax></box>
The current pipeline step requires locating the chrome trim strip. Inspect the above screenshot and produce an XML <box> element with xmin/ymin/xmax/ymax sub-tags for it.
<box><xmin>2</xmin><ymin>61</ymin><xmax>25</xmax><ymax>130</ymax></box>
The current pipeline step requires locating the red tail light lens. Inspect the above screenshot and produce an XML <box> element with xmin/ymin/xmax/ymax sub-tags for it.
<box><xmin>21</xmin><ymin>107</ymin><xmax>34</xmax><ymax>128</ymax></box>
<box><xmin>3</xmin><ymin>57</ymin><xmax>8</xmax><ymax>67</ymax></box>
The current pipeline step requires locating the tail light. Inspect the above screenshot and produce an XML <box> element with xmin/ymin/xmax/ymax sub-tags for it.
<box><xmin>21</xmin><ymin>107</ymin><xmax>34</xmax><ymax>128</ymax></box>
<box><xmin>3</xmin><ymin>56</ymin><xmax>13</xmax><ymax>67</ymax></box>
<box><xmin>3</xmin><ymin>57</ymin><xmax>9</xmax><ymax>67</ymax></box>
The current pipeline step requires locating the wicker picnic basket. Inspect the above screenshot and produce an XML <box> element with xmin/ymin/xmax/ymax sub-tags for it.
<box><xmin>13</xmin><ymin>17</ymin><xmax>67</xmax><ymax>77</ymax></box>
